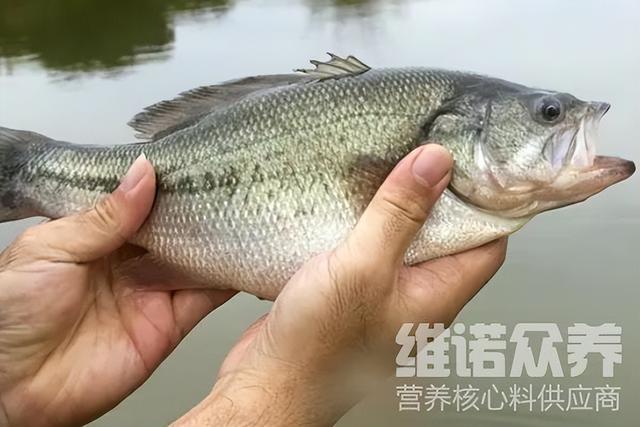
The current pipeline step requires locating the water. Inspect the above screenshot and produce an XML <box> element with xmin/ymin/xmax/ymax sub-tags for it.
<box><xmin>0</xmin><ymin>0</ymin><xmax>638</xmax><ymax>425</ymax></box>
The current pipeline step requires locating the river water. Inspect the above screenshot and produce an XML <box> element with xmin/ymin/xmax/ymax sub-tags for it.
<box><xmin>0</xmin><ymin>0</ymin><xmax>638</xmax><ymax>425</ymax></box>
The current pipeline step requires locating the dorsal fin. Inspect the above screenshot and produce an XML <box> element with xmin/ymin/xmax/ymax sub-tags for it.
<box><xmin>128</xmin><ymin>74</ymin><xmax>308</xmax><ymax>141</ymax></box>
<box><xmin>295</xmin><ymin>53</ymin><xmax>371</xmax><ymax>81</ymax></box>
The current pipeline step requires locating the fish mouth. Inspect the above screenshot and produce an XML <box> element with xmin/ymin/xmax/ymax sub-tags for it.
<box><xmin>545</xmin><ymin>101</ymin><xmax>609</xmax><ymax>171</ymax></box>
<box><xmin>541</xmin><ymin>102</ymin><xmax>635</xmax><ymax>207</ymax></box>
<box><xmin>545</xmin><ymin>155</ymin><xmax>635</xmax><ymax>205</ymax></box>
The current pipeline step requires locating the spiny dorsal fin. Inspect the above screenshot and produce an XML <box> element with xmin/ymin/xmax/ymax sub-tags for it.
<box><xmin>128</xmin><ymin>74</ymin><xmax>308</xmax><ymax>141</ymax></box>
<box><xmin>296</xmin><ymin>53</ymin><xmax>371</xmax><ymax>81</ymax></box>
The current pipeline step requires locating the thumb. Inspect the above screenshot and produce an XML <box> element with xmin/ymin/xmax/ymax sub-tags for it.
<box><xmin>347</xmin><ymin>144</ymin><xmax>453</xmax><ymax>267</ymax></box>
<box><xmin>33</xmin><ymin>154</ymin><xmax>156</xmax><ymax>263</ymax></box>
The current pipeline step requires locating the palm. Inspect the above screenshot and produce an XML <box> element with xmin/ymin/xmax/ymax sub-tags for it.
<box><xmin>0</xmin><ymin>244</ymin><xmax>234</xmax><ymax>427</ymax></box>
<box><xmin>218</xmin><ymin>245</ymin><xmax>502</xmax><ymax>380</ymax></box>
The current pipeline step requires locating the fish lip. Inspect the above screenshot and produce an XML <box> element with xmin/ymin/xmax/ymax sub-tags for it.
<box><xmin>547</xmin><ymin>155</ymin><xmax>635</xmax><ymax>205</ymax></box>
<box><xmin>595</xmin><ymin>101</ymin><xmax>611</xmax><ymax>118</ymax></box>
<box><xmin>584</xmin><ymin>155</ymin><xmax>636</xmax><ymax>178</ymax></box>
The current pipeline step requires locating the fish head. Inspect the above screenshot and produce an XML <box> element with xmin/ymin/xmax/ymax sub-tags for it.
<box><xmin>426</xmin><ymin>79</ymin><xmax>635</xmax><ymax>218</ymax></box>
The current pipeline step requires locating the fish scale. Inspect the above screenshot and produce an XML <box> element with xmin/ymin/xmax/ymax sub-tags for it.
<box><xmin>0</xmin><ymin>55</ymin><xmax>634</xmax><ymax>299</ymax></box>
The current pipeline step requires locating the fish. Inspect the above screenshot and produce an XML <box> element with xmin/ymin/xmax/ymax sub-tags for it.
<box><xmin>0</xmin><ymin>54</ymin><xmax>635</xmax><ymax>300</ymax></box>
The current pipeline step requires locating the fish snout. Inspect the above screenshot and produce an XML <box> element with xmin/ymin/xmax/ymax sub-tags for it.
<box><xmin>591</xmin><ymin>101</ymin><xmax>611</xmax><ymax>118</ymax></box>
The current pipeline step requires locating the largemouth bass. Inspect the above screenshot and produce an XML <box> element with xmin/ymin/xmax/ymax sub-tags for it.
<box><xmin>0</xmin><ymin>54</ymin><xmax>635</xmax><ymax>299</ymax></box>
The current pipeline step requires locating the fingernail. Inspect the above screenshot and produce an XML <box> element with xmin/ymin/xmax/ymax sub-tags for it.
<box><xmin>118</xmin><ymin>153</ymin><xmax>148</xmax><ymax>193</ymax></box>
<box><xmin>411</xmin><ymin>144</ymin><xmax>453</xmax><ymax>187</ymax></box>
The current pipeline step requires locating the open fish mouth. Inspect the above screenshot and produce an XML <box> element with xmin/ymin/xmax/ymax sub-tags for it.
<box><xmin>545</xmin><ymin>101</ymin><xmax>608</xmax><ymax>171</ymax></box>
<box><xmin>565</xmin><ymin>102</ymin><xmax>605</xmax><ymax>168</ymax></box>
<box><xmin>542</xmin><ymin>102</ymin><xmax>635</xmax><ymax>205</ymax></box>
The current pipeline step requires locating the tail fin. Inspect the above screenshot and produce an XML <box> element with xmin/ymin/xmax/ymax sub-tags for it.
<box><xmin>0</xmin><ymin>127</ymin><xmax>52</xmax><ymax>222</ymax></box>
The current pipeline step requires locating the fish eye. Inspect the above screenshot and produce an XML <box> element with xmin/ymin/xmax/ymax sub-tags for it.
<box><xmin>538</xmin><ymin>97</ymin><xmax>563</xmax><ymax>123</ymax></box>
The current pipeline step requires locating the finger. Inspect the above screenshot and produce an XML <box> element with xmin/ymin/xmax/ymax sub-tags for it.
<box><xmin>31</xmin><ymin>154</ymin><xmax>156</xmax><ymax>263</ymax></box>
<box><xmin>415</xmin><ymin>237</ymin><xmax>508</xmax><ymax>313</ymax></box>
<box><xmin>346</xmin><ymin>144</ymin><xmax>453</xmax><ymax>267</ymax></box>
<box><xmin>114</xmin><ymin>253</ymin><xmax>212</xmax><ymax>290</ymax></box>
<box><xmin>217</xmin><ymin>313</ymin><xmax>269</xmax><ymax>379</ymax></box>
<box><xmin>172</xmin><ymin>289</ymin><xmax>238</xmax><ymax>338</ymax></box>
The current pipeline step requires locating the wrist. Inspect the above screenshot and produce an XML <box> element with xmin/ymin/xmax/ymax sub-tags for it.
<box><xmin>173</xmin><ymin>368</ymin><xmax>340</xmax><ymax>427</ymax></box>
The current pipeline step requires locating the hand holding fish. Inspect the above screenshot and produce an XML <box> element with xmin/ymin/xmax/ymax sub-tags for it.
<box><xmin>0</xmin><ymin>156</ymin><xmax>235</xmax><ymax>427</ymax></box>
<box><xmin>173</xmin><ymin>145</ymin><xmax>507</xmax><ymax>427</ymax></box>
<box><xmin>1</xmin><ymin>49</ymin><xmax>634</xmax><ymax>424</ymax></box>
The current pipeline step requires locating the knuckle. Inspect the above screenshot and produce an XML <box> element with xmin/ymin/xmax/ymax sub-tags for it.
<box><xmin>326</xmin><ymin>247</ymin><xmax>359</xmax><ymax>294</ymax></box>
<box><xmin>88</xmin><ymin>196</ymin><xmax>125</xmax><ymax>239</ymax></box>
<box><xmin>329</xmin><ymin>242</ymin><xmax>395</xmax><ymax>305</ymax></box>
<box><xmin>327</xmin><ymin>247</ymin><xmax>366</xmax><ymax>300</ymax></box>
<box><xmin>424</xmin><ymin>257</ymin><xmax>464</xmax><ymax>287</ymax></box>
<box><xmin>0</xmin><ymin>226</ymin><xmax>44</xmax><ymax>266</ymax></box>
<box><xmin>378</xmin><ymin>188</ymin><xmax>430</xmax><ymax>229</ymax></box>
<box><xmin>337</xmin><ymin>239</ymin><xmax>387</xmax><ymax>285</ymax></box>
<box><xmin>321</xmin><ymin>249</ymin><xmax>385</xmax><ymax>345</ymax></box>
<box><xmin>15</xmin><ymin>227</ymin><xmax>41</xmax><ymax>249</ymax></box>
<box><xmin>13</xmin><ymin>227</ymin><xmax>45</xmax><ymax>255</ymax></box>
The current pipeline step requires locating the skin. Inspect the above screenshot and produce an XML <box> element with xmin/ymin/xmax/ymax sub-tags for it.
<box><xmin>173</xmin><ymin>145</ymin><xmax>507</xmax><ymax>426</ymax></box>
<box><xmin>0</xmin><ymin>145</ymin><xmax>506</xmax><ymax>427</ymax></box>
<box><xmin>0</xmin><ymin>156</ymin><xmax>236</xmax><ymax>427</ymax></box>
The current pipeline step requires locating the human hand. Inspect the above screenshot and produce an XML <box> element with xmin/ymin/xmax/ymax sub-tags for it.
<box><xmin>0</xmin><ymin>155</ymin><xmax>236</xmax><ymax>427</ymax></box>
<box><xmin>174</xmin><ymin>144</ymin><xmax>507</xmax><ymax>426</ymax></box>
